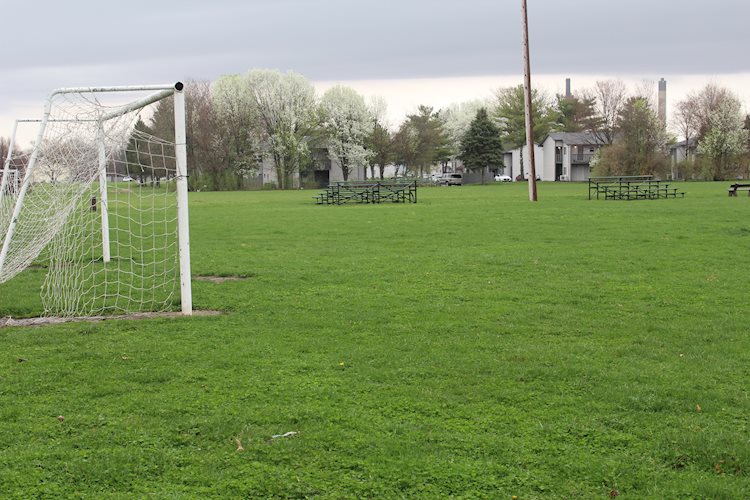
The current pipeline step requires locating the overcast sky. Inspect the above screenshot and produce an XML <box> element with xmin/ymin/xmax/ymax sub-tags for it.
<box><xmin>2</xmin><ymin>0</ymin><xmax>749</xmax><ymax>142</ymax></box>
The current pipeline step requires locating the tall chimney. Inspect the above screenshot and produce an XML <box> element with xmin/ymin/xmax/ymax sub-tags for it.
<box><xmin>658</xmin><ymin>78</ymin><xmax>667</xmax><ymax>126</ymax></box>
<box><xmin>565</xmin><ymin>78</ymin><xmax>571</xmax><ymax>98</ymax></box>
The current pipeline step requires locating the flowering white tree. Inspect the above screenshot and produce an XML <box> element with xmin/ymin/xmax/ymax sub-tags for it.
<box><xmin>698</xmin><ymin>94</ymin><xmax>746</xmax><ymax>180</ymax></box>
<box><xmin>441</xmin><ymin>99</ymin><xmax>492</xmax><ymax>168</ymax></box>
<box><xmin>245</xmin><ymin>69</ymin><xmax>318</xmax><ymax>189</ymax></box>
<box><xmin>320</xmin><ymin>86</ymin><xmax>374</xmax><ymax>181</ymax></box>
<box><xmin>212</xmin><ymin>75</ymin><xmax>260</xmax><ymax>188</ymax></box>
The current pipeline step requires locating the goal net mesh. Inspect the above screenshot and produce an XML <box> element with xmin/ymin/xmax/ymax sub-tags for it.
<box><xmin>0</xmin><ymin>90</ymin><xmax>180</xmax><ymax>317</ymax></box>
<box><xmin>0</xmin><ymin>160</ymin><xmax>22</xmax><ymax>240</ymax></box>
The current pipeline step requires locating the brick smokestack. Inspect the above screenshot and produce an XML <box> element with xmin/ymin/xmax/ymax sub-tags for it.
<box><xmin>658</xmin><ymin>78</ymin><xmax>667</xmax><ymax>126</ymax></box>
<box><xmin>565</xmin><ymin>78</ymin><xmax>571</xmax><ymax>98</ymax></box>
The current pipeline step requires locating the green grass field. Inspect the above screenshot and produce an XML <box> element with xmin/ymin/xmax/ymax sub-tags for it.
<box><xmin>1</xmin><ymin>182</ymin><xmax>748</xmax><ymax>497</ymax></box>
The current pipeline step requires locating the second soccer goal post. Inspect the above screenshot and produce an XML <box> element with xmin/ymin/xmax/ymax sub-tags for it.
<box><xmin>0</xmin><ymin>83</ymin><xmax>192</xmax><ymax>317</ymax></box>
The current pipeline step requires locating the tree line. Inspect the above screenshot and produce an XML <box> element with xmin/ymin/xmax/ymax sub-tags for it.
<box><xmin>152</xmin><ymin>74</ymin><xmax>750</xmax><ymax>185</ymax></box>
<box><xmin>2</xmin><ymin>72</ymin><xmax>749</xmax><ymax>189</ymax></box>
<box><xmin>490</xmin><ymin>80</ymin><xmax>750</xmax><ymax>181</ymax></box>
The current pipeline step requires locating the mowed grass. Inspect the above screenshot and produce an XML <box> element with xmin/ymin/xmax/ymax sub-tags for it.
<box><xmin>1</xmin><ymin>182</ymin><xmax>749</xmax><ymax>497</ymax></box>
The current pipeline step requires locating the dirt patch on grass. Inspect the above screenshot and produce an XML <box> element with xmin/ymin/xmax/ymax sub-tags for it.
<box><xmin>194</xmin><ymin>275</ymin><xmax>250</xmax><ymax>284</ymax></box>
<box><xmin>0</xmin><ymin>310</ymin><xmax>222</xmax><ymax>328</ymax></box>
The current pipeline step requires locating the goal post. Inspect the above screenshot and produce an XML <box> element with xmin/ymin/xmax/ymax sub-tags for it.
<box><xmin>173</xmin><ymin>82</ymin><xmax>192</xmax><ymax>315</ymax></box>
<box><xmin>96</xmin><ymin>123</ymin><xmax>111</xmax><ymax>264</ymax></box>
<box><xmin>0</xmin><ymin>83</ymin><xmax>192</xmax><ymax>317</ymax></box>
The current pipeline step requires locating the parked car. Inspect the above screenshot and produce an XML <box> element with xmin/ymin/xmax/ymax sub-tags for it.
<box><xmin>440</xmin><ymin>173</ymin><xmax>463</xmax><ymax>186</ymax></box>
<box><xmin>494</xmin><ymin>174</ymin><xmax>512</xmax><ymax>182</ymax></box>
<box><xmin>122</xmin><ymin>176</ymin><xmax>134</xmax><ymax>182</ymax></box>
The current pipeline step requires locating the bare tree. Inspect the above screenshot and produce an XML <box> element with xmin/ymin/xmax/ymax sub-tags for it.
<box><xmin>149</xmin><ymin>80</ymin><xmax>226</xmax><ymax>189</ymax></box>
<box><xmin>391</xmin><ymin>122</ymin><xmax>418</xmax><ymax>177</ymax></box>
<box><xmin>0</xmin><ymin>137</ymin><xmax>12</xmax><ymax>167</ymax></box>
<box><xmin>1</xmin><ymin>138</ymin><xmax>29</xmax><ymax>182</ymax></box>
<box><xmin>633</xmin><ymin>80</ymin><xmax>657</xmax><ymax>109</ymax></box>
<box><xmin>367</xmin><ymin>122</ymin><xmax>393</xmax><ymax>179</ymax></box>
<box><xmin>587</xmin><ymin>79</ymin><xmax>628</xmax><ymax>144</ymax></box>
<box><xmin>366</xmin><ymin>96</ymin><xmax>393</xmax><ymax>179</ymax></box>
<box><xmin>672</xmin><ymin>98</ymin><xmax>700</xmax><ymax>161</ymax></box>
<box><xmin>670</xmin><ymin>97</ymin><xmax>701</xmax><ymax>180</ymax></box>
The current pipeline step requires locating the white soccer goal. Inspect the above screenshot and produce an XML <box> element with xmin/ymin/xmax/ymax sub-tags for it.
<box><xmin>0</xmin><ymin>83</ymin><xmax>192</xmax><ymax>317</ymax></box>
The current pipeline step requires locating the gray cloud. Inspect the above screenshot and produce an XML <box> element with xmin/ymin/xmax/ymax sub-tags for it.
<box><xmin>1</xmin><ymin>0</ymin><xmax>749</xmax><ymax>122</ymax></box>
<box><xmin>4</xmin><ymin>0</ymin><xmax>748</xmax><ymax>81</ymax></box>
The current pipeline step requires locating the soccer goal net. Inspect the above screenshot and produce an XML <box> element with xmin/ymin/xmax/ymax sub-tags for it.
<box><xmin>0</xmin><ymin>83</ymin><xmax>192</xmax><ymax>317</ymax></box>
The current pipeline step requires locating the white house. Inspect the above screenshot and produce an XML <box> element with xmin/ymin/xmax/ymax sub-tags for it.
<box><xmin>506</xmin><ymin>144</ymin><xmax>544</xmax><ymax>180</ymax></box>
<box><xmin>541</xmin><ymin>132</ymin><xmax>605</xmax><ymax>181</ymax></box>
<box><xmin>506</xmin><ymin>132</ymin><xmax>606</xmax><ymax>181</ymax></box>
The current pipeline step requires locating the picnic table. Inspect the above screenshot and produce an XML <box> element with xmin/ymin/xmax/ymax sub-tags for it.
<box><xmin>727</xmin><ymin>183</ymin><xmax>750</xmax><ymax>197</ymax></box>
<box><xmin>588</xmin><ymin>176</ymin><xmax>685</xmax><ymax>201</ymax></box>
<box><xmin>314</xmin><ymin>180</ymin><xmax>417</xmax><ymax>205</ymax></box>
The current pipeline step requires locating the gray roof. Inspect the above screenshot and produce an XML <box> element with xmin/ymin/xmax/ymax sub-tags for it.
<box><xmin>669</xmin><ymin>138</ymin><xmax>698</xmax><ymax>150</ymax></box>
<box><xmin>540</xmin><ymin>132</ymin><xmax>607</xmax><ymax>146</ymax></box>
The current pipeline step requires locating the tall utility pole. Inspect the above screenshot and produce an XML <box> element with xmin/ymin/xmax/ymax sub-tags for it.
<box><xmin>521</xmin><ymin>0</ymin><xmax>538</xmax><ymax>201</ymax></box>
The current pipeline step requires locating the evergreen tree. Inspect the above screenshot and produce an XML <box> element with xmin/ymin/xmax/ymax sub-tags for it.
<box><xmin>402</xmin><ymin>106</ymin><xmax>450</xmax><ymax>177</ymax></box>
<box><xmin>554</xmin><ymin>94</ymin><xmax>599</xmax><ymax>133</ymax></box>
<box><xmin>126</xmin><ymin>118</ymin><xmax>155</xmax><ymax>184</ymax></box>
<box><xmin>494</xmin><ymin>85</ymin><xmax>555</xmax><ymax>149</ymax></box>
<box><xmin>459</xmin><ymin>108</ymin><xmax>504</xmax><ymax>184</ymax></box>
